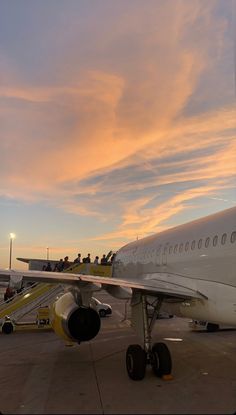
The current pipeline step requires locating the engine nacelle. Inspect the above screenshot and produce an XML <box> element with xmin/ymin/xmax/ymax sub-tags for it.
<box><xmin>51</xmin><ymin>291</ymin><xmax>101</xmax><ymax>343</ymax></box>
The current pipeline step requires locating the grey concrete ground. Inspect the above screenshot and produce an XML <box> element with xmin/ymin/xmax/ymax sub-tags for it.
<box><xmin>0</xmin><ymin>292</ymin><xmax>235</xmax><ymax>414</ymax></box>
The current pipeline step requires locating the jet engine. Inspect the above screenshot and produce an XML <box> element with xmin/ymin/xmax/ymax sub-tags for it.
<box><xmin>51</xmin><ymin>291</ymin><xmax>101</xmax><ymax>343</ymax></box>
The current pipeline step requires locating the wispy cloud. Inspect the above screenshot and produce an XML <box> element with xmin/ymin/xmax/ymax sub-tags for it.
<box><xmin>93</xmin><ymin>183</ymin><xmax>226</xmax><ymax>242</ymax></box>
<box><xmin>1</xmin><ymin>1</ymin><xmax>229</xmax><ymax>190</ymax></box>
<box><xmin>0</xmin><ymin>1</ymin><xmax>235</xmax><ymax>265</ymax></box>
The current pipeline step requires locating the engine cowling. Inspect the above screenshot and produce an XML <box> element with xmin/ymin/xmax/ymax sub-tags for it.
<box><xmin>51</xmin><ymin>291</ymin><xmax>101</xmax><ymax>343</ymax></box>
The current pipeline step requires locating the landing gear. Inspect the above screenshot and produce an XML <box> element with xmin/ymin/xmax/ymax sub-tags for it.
<box><xmin>126</xmin><ymin>344</ymin><xmax>146</xmax><ymax>380</ymax></box>
<box><xmin>125</xmin><ymin>294</ymin><xmax>172</xmax><ymax>381</ymax></box>
<box><xmin>151</xmin><ymin>342</ymin><xmax>172</xmax><ymax>377</ymax></box>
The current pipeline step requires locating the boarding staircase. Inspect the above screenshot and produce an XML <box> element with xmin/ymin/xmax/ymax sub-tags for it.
<box><xmin>67</xmin><ymin>262</ymin><xmax>112</xmax><ymax>277</ymax></box>
<box><xmin>0</xmin><ymin>261</ymin><xmax>112</xmax><ymax>333</ymax></box>
<box><xmin>0</xmin><ymin>282</ymin><xmax>63</xmax><ymax>327</ymax></box>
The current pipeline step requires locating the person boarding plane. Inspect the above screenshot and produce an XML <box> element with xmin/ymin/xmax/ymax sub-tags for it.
<box><xmin>0</xmin><ymin>206</ymin><xmax>235</xmax><ymax>381</ymax></box>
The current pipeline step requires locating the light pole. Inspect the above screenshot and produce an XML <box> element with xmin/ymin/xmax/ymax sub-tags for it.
<box><xmin>9</xmin><ymin>233</ymin><xmax>15</xmax><ymax>269</ymax></box>
<box><xmin>46</xmin><ymin>247</ymin><xmax>49</xmax><ymax>260</ymax></box>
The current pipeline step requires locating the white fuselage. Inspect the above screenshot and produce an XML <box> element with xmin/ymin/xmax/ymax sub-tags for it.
<box><xmin>113</xmin><ymin>206</ymin><xmax>236</xmax><ymax>325</ymax></box>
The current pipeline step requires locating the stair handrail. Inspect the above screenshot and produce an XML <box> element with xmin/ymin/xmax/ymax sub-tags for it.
<box><xmin>1</xmin><ymin>284</ymin><xmax>63</xmax><ymax>324</ymax></box>
<box><xmin>0</xmin><ymin>282</ymin><xmax>39</xmax><ymax>309</ymax></box>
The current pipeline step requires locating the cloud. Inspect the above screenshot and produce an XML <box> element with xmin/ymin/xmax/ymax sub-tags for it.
<box><xmin>64</xmin><ymin>104</ymin><xmax>235</xmax><ymax>242</ymax></box>
<box><xmin>1</xmin><ymin>1</ymin><xmax>230</xmax><ymax>190</ymax></box>
<box><xmin>0</xmin><ymin>0</ymin><xmax>234</xmax><ymax>255</ymax></box>
<box><xmin>93</xmin><ymin>183</ymin><xmax>228</xmax><ymax>243</ymax></box>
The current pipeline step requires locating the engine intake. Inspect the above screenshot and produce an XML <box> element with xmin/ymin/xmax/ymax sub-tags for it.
<box><xmin>51</xmin><ymin>291</ymin><xmax>101</xmax><ymax>343</ymax></box>
<box><xmin>67</xmin><ymin>306</ymin><xmax>101</xmax><ymax>342</ymax></box>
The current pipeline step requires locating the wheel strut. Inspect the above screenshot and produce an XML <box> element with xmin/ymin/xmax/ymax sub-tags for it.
<box><xmin>126</xmin><ymin>294</ymin><xmax>173</xmax><ymax>380</ymax></box>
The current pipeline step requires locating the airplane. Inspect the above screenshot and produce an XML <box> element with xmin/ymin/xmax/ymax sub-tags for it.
<box><xmin>0</xmin><ymin>205</ymin><xmax>235</xmax><ymax>381</ymax></box>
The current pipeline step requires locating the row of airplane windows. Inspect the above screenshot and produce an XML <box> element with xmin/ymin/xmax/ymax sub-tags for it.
<box><xmin>122</xmin><ymin>231</ymin><xmax>236</xmax><ymax>261</ymax></box>
<box><xmin>163</xmin><ymin>231</ymin><xmax>236</xmax><ymax>255</ymax></box>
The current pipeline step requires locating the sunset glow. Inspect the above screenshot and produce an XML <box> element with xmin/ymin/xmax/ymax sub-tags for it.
<box><xmin>0</xmin><ymin>0</ymin><xmax>235</xmax><ymax>268</ymax></box>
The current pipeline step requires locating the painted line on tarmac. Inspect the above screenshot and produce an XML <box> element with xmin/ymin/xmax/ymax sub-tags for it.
<box><xmin>114</xmin><ymin>310</ymin><xmax>124</xmax><ymax>319</ymax></box>
<box><xmin>94</xmin><ymin>333</ymin><xmax>136</xmax><ymax>344</ymax></box>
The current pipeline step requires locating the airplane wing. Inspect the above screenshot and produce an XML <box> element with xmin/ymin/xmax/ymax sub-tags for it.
<box><xmin>0</xmin><ymin>268</ymin><xmax>207</xmax><ymax>300</ymax></box>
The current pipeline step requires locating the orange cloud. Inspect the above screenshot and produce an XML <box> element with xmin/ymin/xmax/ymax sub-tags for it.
<box><xmin>94</xmin><ymin>183</ymin><xmax>227</xmax><ymax>242</ymax></box>
<box><xmin>0</xmin><ymin>0</ymin><xmax>234</xmax><ymax>259</ymax></box>
<box><xmin>1</xmin><ymin>0</ymin><xmax>226</xmax><ymax>197</ymax></box>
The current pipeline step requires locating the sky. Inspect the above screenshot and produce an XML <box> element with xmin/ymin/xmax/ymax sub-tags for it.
<box><xmin>0</xmin><ymin>0</ymin><xmax>235</xmax><ymax>269</ymax></box>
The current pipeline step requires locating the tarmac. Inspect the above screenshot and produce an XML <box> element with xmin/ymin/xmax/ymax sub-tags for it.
<box><xmin>0</xmin><ymin>291</ymin><xmax>236</xmax><ymax>414</ymax></box>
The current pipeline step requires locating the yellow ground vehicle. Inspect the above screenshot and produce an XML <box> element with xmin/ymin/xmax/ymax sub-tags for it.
<box><xmin>36</xmin><ymin>306</ymin><xmax>50</xmax><ymax>326</ymax></box>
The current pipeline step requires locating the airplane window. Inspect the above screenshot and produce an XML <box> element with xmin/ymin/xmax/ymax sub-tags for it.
<box><xmin>169</xmin><ymin>245</ymin><xmax>173</xmax><ymax>254</ymax></box>
<box><xmin>174</xmin><ymin>244</ymin><xmax>178</xmax><ymax>253</ymax></box>
<box><xmin>213</xmin><ymin>235</ymin><xmax>218</xmax><ymax>247</ymax></box>
<box><xmin>179</xmin><ymin>243</ymin><xmax>183</xmax><ymax>253</ymax></box>
<box><xmin>221</xmin><ymin>233</ymin><xmax>227</xmax><ymax>245</ymax></box>
<box><xmin>230</xmin><ymin>231</ymin><xmax>236</xmax><ymax>243</ymax></box>
<box><xmin>157</xmin><ymin>245</ymin><xmax>162</xmax><ymax>254</ymax></box>
<box><xmin>185</xmin><ymin>242</ymin><xmax>189</xmax><ymax>252</ymax></box>
<box><xmin>191</xmin><ymin>240</ymin><xmax>196</xmax><ymax>250</ymax></box>
<box><xmin>205</xmin><ymin>237</ymin><xmax>210</xmax><ymax>248</ymax></box>
<box><xmin>198</xmin><ymin>239</ymin><xmax>203</xmax><ymax>249</ymax></box>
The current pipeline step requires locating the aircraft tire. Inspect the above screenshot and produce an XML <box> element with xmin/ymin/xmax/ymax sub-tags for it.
<box><xmin>2</xmin><ymin>321</ymin><xmax>14</xmax><ymax>334</ymax></box>
<box><xmin>151</xmin><ymin>342</ymin><xmax>172</xmax><ymax>377</ymax></box>
<box><xmin>126</xmin><ymin>344</ymin><xmax>146</xmax><ymax>380</ymax></box>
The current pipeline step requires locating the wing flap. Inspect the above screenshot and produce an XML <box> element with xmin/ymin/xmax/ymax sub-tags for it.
<box><xmin>78</xmin><ymin>273</ymin><xmax>206</xmax><ymax>299</ymax></box>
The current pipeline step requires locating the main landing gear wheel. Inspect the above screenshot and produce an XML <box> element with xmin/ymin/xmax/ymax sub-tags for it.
<box><xmin>126</xmin><ymin>344</ymin><xmax>146</xmax><ymax>380</ymax></box>
<box><xmin>151</xmin><ymin>342</ymin><xmax>172</xmax><ymax>377</ymax></box>
<box><xmin>126</xmin><ymin>294</ymin><xmax>173</xmax><ymax>380</ymax></box>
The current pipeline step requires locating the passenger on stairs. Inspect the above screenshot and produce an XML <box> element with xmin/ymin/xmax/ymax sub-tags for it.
<box><xmin>63</xmin><ymin>256</ymin><xmax>70</xmax><ymax>270</ymax></box>
<box><xmin>101</xmin><ymin>254</ymin><xmax>108</xmax><ymax>265</ymax></box>
<box><xmin>4</xmin><ymin>285</ymin><xmax>15</xmax><ymax>302</ymax></box>
<box><xmin>84</xmin><ymin>253</ymin><xmax>91</xmax><ymax>263</ymax></box>
<box><xmin>45</xmin><ymin>262</ymin><xmax>52</xmax><ymax>272</ymax></box>
<box><xmin>53</xmin><ymin>263</ymin><xmax>59</xmax><ymax>272</ymax></box>
<box><xmin>73</xmin><ymin>253</ymin><xmax>81</xmax><ymax>264</ymax></box>
<box><xmin>57</xmin><ymin>258</ymin><xmax>64</xmax><ymax>272</ymax></box>
<box><xmin>94</xmin><ymin>256</ymin><xmax>99</xmax><ymax>265</ymax></box>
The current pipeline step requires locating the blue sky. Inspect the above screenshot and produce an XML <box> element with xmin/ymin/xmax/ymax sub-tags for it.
<box><xmin>0</xmin><ymin>0</ymin><xmax>235</xmax><ymax>268</ymax></box>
